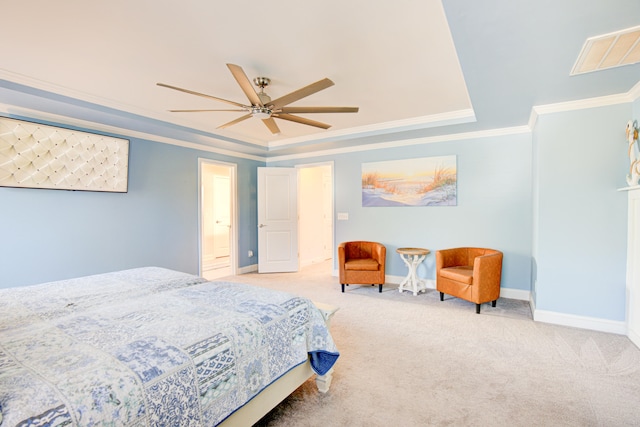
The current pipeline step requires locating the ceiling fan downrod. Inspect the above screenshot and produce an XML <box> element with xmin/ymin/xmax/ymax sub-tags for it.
<box><xmin>253</xmin><ymin>76</ymin><xmax>272</xmax><ymax>108</ymax></box>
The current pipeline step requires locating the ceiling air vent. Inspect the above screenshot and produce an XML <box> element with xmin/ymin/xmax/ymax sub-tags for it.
<box><xmin>571</xmin><ymin>25</ymin><xmax>640</xmax><ymax>75</ymax></box>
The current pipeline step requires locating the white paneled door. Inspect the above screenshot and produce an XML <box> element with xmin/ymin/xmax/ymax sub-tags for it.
<box><xmin>257</xmin><ymin>167</ymin><xmax>299</xmax><ymax>273</ymax></box>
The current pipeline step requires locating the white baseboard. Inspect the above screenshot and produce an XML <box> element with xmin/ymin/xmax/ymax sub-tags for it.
<box><xmin>533</xmin><ymin>309</ymin><xmax>627</xmax><ymax>335</ymax></box>
<box><xmin>387</xmin><ymin>275</ymin><xmax>531</xmax><ymax>301</ymax></box>
<box><xmin>385</xmin><ymin>274</ymin><xmax>412</xmax><ymax>286</ymax></box>
<box><xmin>326</xmin><ymin>269</ymin><xmax>632</xmax><ymax>336</ymax></box>
<box><xmin>500</xmin><ymin>288</ymin><xmax>530</xmax><ymax>301</ymax></box>
<box><xmin>334</xmin><ymin>271</ymin><xmax>532</xmax><ymax>301</ymax></box>
<box><xmin>629</xmin><ymin>329</ymin><xmax>640</xmax><ymax>349</ymax></box>
<box><xmin>237</xmin><ymin>264</ymin><xmax>258</xmax><ymax>274</ymax></box>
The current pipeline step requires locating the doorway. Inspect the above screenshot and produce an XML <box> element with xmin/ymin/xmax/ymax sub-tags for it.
<box><xmin>199</xmin><ymin>159</ymin><xmax>237</xmax><ymax>280</ymax></box>
<box><xmin>298</xmin><ymin>162</ymin><xmax>334</xmax><ymax>269</ymax></box>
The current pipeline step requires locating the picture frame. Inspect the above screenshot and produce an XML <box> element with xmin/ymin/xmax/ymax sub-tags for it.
<box><xmin>0</xmin><ymin>117</ymin><xmax>129</xmax><ymax>193</ymax></box>
<box><xmin>362</xmin><ymin>155</ymin><xmax>457</xmax><ymax>206</ymax></box>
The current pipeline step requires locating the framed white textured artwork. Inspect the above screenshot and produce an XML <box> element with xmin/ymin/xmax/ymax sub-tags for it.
<box><xmin>0</xmin><ymin>117</ymin><xmax>129</xmax><ymax>192</ymax></box>
<box><xmin>361</xmin><ymin>155</ymin><xmax>457</xmax><ymax>206</ymax></box>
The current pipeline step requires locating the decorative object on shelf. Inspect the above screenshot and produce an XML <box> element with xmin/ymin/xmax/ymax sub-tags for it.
<box><xmin>626</xmin><ymin>119</ymin><xmax>639</xmax><ymax>187</ymax></box>
<box><xmin>0</xmin><ymin>117</ymin><xmax>129</xmax><ymax>192</ymax></box>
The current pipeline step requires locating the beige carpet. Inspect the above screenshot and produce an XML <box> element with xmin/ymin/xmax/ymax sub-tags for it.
<box><xmin>218</xmin><ymin>262</ymin><xmax>640</xmax><ymax>427</ymax></box>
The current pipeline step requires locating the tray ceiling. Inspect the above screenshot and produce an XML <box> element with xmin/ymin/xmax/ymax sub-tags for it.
<box><xmin>1</xmin><ymin>0</ymin><xmax>639</xmax><ymax>158</ymax></box>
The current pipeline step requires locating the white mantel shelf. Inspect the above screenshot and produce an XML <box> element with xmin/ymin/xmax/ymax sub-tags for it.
<box><xmin>617</xmin><ymin>185</ymin><xmax>640</xmax><ymax>192</ymax></box>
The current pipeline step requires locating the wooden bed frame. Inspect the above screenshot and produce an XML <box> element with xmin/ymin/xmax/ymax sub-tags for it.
<box><xmin>219</xmin><ymin>302</ymin><xmax>338</xmax><ymax>426</ymax></box>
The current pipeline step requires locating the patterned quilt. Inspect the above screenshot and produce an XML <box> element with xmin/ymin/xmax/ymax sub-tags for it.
<box><xmin>0</xmin><ymin>267</ymin><xmax>339</xmax><ymax>426</ymax></box>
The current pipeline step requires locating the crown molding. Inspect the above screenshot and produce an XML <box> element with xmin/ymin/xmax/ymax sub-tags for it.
<box><xmin>272</xmin><ymin>80</ymin><xmax>640</xmax><ymax>162</ymax></box>
<box><xmin>267</xmin><ymin>125</ymin><xmax>530</xmax><ymax>163</ymax></box>
<box><xmin>529</xmin><ymin>80</ymin><xmax>640</xmax><ymax>129</ymax></box>
<box><xmin>268</xmin><ymin>108</ymin><xmax>476</xmax><ymax>150</ymax></box>
<box><xmin>630</xmin><ymin>79</ymin><xmax>640</xmax><ymax>101</ymax></box>
<box><xmin>0</xmin><ymin>68</ymin><xmax>269</xmax><ymax>149</ymax></box>
<box><xmin>0</xmin><ymin>103</ymin><xmax>267</xmax><ymax>162</ymax></box>
<box><xmin>3</xmin><ymin>68</ymin><xmax>638</xmax><ymax>162</ymax></box>
<box><xmin>534</xmin><ymin>92</ymin><xmax>633</xmax><ymax>115</ymax></box>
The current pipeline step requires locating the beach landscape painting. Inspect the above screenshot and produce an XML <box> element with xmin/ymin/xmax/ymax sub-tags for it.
<box><xmin>362</xmin><ymin>155</ymin><xmax>457</xmax><ymax>207</ymax></box>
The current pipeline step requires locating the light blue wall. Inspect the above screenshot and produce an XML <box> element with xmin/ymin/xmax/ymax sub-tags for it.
<box><xmin>270</xmin><ymin>132</ymin><xmax>534</xmax><ymax>292</ymax></box>
<box><xmin>531</xmin><ymin>121</ymin><xmax>540</xmax><ymax>304</ymax></box>
<box><xmin>0</xmin><ymin>128</ymin><xmax>263</xmax><ymax>288</ymax></box>
<box><xmin>532</xmin><ymin>104</ymin><xmax>629</xmax><ymax>321</ymax></box>
<box><xmin>2</xmin><ymin>90</ymin><xmax>636</xmax><ymax>324</ymax></box>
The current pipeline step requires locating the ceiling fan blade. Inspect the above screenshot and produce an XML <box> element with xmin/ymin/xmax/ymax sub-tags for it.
<box><xmin>279</xmin><ymin>106</ymin><xmax>359</xmax><ymax>114</ymax></box>
<box><xmin>262</xmin><ymin>117</ymin><xmax>280</xmax><ymax>134</ymax></box>
<box><xmin>217</xmin><ymin>113</ymin><xmax>252</xmax><ymax>129</ymax></box>
<box><xmin>268</xmin><ymin>78</ymin><xmax>335</xmax><ymax>109</ymax></box>
<box><xmin>169</xmin><ymin>109</ymin><xmax>246</xmax><ymax>113</ymax></box>
<box><xmin>157</xmin><ymin>83</ymin><xmax>247</xmax><ymax>108</ymax></box>
<box><xmin>226</xmin><ymin>63</ymin><xmax>263</xmax><ymax>107</ymax></box>
<box><xmin>274</xmin><ymin>113</ymin><xmax>331</xmax><ymax>129</ymax></box>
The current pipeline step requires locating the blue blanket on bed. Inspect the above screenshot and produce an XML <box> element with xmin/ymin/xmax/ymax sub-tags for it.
<box><xmin>0</xmin><ymin>267</ymin><xmax>339</xmax><ymax>426</ymax></box>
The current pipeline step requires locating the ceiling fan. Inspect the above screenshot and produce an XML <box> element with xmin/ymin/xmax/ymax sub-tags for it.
<box><xmin>157</xmin><ymin>63</ymin><xmax>358</xmax><ymax>135</ymax></box>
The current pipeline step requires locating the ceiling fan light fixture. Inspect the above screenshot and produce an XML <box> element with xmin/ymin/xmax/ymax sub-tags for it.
<box><xmin>251</xmin><ymin>107</ymin><xmax>272</xmax><ymax>119</ymax></box>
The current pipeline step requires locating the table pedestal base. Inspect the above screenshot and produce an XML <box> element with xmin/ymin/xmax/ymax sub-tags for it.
<box><xmin>396</xmin><ymin>247</ymin><xmax>430</xmax><ymax>296</ymax></box>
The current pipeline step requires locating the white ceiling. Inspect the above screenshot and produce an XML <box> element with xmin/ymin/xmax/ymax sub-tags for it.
<box><xmin>1</xmin><ymin>0</ymin><xmax>639</xmax><ymax>158</ymax></box>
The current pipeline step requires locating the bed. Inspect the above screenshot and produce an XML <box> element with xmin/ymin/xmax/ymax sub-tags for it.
<box><xmin>0</xmin><ymin>267</ymin><xmax>339</xmax><ymax>426</ymax></box>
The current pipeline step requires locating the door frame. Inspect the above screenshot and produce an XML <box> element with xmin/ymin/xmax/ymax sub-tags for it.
<box><xmin>198</xmin><ymin>158</ymin><xmax>238</xmax><ymax>278</ymax></box>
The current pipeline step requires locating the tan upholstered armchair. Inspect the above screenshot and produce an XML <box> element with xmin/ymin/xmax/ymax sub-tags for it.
<box><xmin>436</xmin><ymin>247</ymin><xmax>503</xmax><ymax>313</ymax></box>
<box><xmin>338</xmin><ymin>241</ymin><xmax>386</xmax><ymax>293</ymax></box>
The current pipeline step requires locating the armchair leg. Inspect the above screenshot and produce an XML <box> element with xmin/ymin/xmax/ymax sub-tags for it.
<box><xmin>476</xmin><ymin>304</ymin><xmax>481</xmax><ymax>314</ymax></box>
<box><xmin>439</xmin><ymin>292</ymin><xmax>444</xmax><ymax>301</ymax></box>
<box><xmin>341</xmin><ymin>284</ymin><xmax>345</xmax><ymax>293</ymax></box>
<box><xmin>492</xmin><ymin>300</ymin><xmax>497</xmax><ymax>307</ymax></box>
<box><xmin>378</xmin><ymin>284</ymin><xmax>383</xmax><ymax>293</ymax></box>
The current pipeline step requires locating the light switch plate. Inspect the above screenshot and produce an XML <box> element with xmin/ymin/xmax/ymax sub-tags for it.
<box><xmin>337</xmin><ymin>212</ymin><xmax>349</xmax><ymax>220</ymax></box>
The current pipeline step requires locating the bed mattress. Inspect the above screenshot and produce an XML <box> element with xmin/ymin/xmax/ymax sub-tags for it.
<box><xmin>0</xmin><ymin>267</ymin><xmax>338</xmax><ymax>426</ymax></box>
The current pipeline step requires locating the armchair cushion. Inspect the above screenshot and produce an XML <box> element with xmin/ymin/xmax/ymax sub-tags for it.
<box><xmin>344</xmin><ymin>258</ymin><xmax>380</xmax><ymax>271</ymax></box>
<box><xmin>438</xmin><ymin>266</ymin><xmax>473</xmax><ymax>284</ymax></box>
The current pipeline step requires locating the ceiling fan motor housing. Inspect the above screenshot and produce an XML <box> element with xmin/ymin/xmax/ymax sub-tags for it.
<box><xmin>251</xmin><ymin>106</ymin><xmax>271</xmax><ymax>119</ymax></box>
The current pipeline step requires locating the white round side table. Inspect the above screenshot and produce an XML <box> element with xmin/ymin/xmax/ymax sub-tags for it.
<box><xmin>396</xmin><ymin>247</ymin><xmax>430</xmax><ymax>296</ymax></box>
